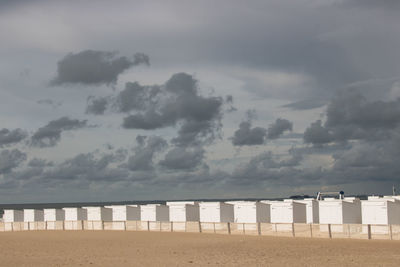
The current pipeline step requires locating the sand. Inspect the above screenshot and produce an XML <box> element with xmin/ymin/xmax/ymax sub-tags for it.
<box><xmin>0</xmin><ymin>231</ymin><xmax>399</xmax><ymax>266</ymax></box>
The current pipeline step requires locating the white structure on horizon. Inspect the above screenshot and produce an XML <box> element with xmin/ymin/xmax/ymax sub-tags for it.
<box><xmin>43</xmin><ymin>209</ymin><xmax>65</xmax><ymax>221</ymax></box>
<box><xmin>3</xmin><ymin>210</ymin><xmax>24</xmax><ymax>222</ymax></box>
<box><xmin>362</xmin><ymin>196</ymin><xmax>400</xmax><ymax>225</ymax></box>
<box><xmin>105</xmin><ymin>205</ymin><xmax>141</xmax><ymax>221</ymax></box>
<box><xmin>140</xmin><ymin>204</ymin><xmax>169</xmax><ymax>222</ymax></box>
<box><xmin>84</xmin><ymin>207</ymin><xmax>112</xmax><ymax>221</ymax></box>
<box><xmin>166</xmin><ymin>201</ymin><xmax>200</xmax><ymax>222</ymax></box>
<box><xmin>63</xmin><ymin>207</ymin><xmax>87</xmax><ymax>221</ymax></box>
<box><xmin>227</xmin><ymin>201</ymin><xmax>270</xmax><ymax>223</ymax></box>
<box><xmin>199</xmin><ymin>202</ymin><xmax>234</xmax><ymax>223</ymax></box>
<box><xmin>296</xmin><ymin>198</ymin><xmax>319</xmax><ymax>223</ymax></box>
<box><xmin>319</xmin><ymin>197</ymin><xmax>361</xmax><ymax>224</ymax></box>
<box><xmin>270</xmin><ymin>200</ymin><xmax>307</xmax><ymax>223</ymax></box>
<box><xmin>23</xmin><ymin>209</ymin><xmax>44</xmax><ymax>222</ymax></box>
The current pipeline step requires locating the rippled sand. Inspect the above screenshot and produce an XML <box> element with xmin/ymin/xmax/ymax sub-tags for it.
<box><xmin>0</xmin><ymin>231</ymin><xmax>400</xmax><ymax>266</ymax></box>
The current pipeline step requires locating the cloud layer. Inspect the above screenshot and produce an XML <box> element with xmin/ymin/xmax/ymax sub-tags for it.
<box><xmin>51</xmin><ymin>50</ymin><xmax>149</xmax><ymax>86</ymax></box>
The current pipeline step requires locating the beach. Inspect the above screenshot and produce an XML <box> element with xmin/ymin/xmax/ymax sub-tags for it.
<box><xmin>0</xmin><ymin>231</ymin><xmax>399</xmax><ymax>266</ymax></box>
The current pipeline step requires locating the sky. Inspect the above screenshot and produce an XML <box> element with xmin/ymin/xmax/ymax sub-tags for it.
<box><xmin>1</xmin><ymin>0</ymin><xmax>400</xmax><ymax>203</ymax></box>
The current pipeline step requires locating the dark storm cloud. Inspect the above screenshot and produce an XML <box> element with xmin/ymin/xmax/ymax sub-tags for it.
<box><xmin>116</xmin><ymin>82</ymin><xmax>161</xmax><ymax>113</ymax></box>
<box><xmin>0</xmin><ymin>149</ymin><xmax>27</xmax><ymax>174</ymax></box>
<box><xmin>330</xmin><ymin>135</ymin><xmax>400</xmax><ymax>184</ymax></box>
<box><xmin>0</xmin><ymin>128</ymin><xmax>28</xmax><ymax>146</ymax></box>
<box><xmin>231</xmin><ymin>117</ymin><xmax>293</xmax><ymax>146</ymax></box>
<box><xmin>160</xmin><ymin>146</ymin><xmax>205</xmax><ymax>170</ymax></box>
<box><xmin>303</xmin><ymin>120</ymin><xmax>333</xmax><ymax>145</ymax></box>
<box><xmin>121</xmin><ymin>73</ymin><xmax>224</xmax><ymax>145</ymax></box>
<box><xmin>228</xmin><ymin>150</ymin><xmax>306</xmax><ymax>186</ymax></box>
<box><xmin>303</xmin><ymin>90</ymin><xmax>400</xmax><ymax>145</ymax></box>
<box><xmin>126</xmin><ymin>136</ymin><xmax>167</xmax><ymax>171</ymax></box>
<box><xmin>52</xmin><ymin>152</ymin><xmax>126</xmax><ymax>181</ymax></box>
<box><xmin>325</xmin><ymin>90</ymin><xmax>400</xmax><ymax>132</ymax></box>
<box><xmin>231</xmin><ymin>121</ymin><xmax>267</xmax><ymax>146</ymax></box>
<box><xmin>31</xmin><ymin>117</ymin><xmax>88</xmax><ymax>147</ymax></box>
<box><xmin>51</xmin><ymin>50</ymin><xmax>149</xmax><ymax>86</ymax></box>
<box><xmin>267</xmin><ymin>118</ymin><xmax>293</xmax><ymax>139</ymax></box>
<box><xmin>297</xmin><ymin>88</ymin><xmax>400</xmax><ymax>187</ymax></box>
<box><xmin>172</xmin><ymin>120</ymin><xmax>221</xmax><ymax>147</ymax></box>
<box><xmin>86</xmin><ymin>96</ymin><xmax>109</xmax><ymax>115</ymax></box>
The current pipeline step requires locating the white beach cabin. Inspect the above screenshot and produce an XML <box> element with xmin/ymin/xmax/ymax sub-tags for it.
<box><xmin>270</xmin><ymin>200</ymin><xmax>307</xmax><ymax>223</ymax></box>
<box><xmin>227</xmin><ymin>201</ymin><xmax>270</xmax><ymax>223</ymax></box>
<box><xmin>140</xmin><ymin>204</ymin><xmax>169</xmax><ymax>221</ymax></box>
<box><xmin>166</xmin><ymin>201</ymin><xmax>200</xmax><ymax>222</ymax></box>
<box><xmin>199</xmin><ymin>202</ymin><xmax>234</xmax><ymax>223</ymax></box>
<box><xmin>362</xmin><ymin>196</ymin><xmax>400</xmax><ymax>225</ymax></box>
<box><xmin>84</xmin><ymin>207</ymin><xmax>112</xmax><ymax>221</ymax></box>
<box><xmin>43</xmin><ymin>208</ymin><xmax>65</xmax><ymax>221</ymax></box>
<box><xmin>23</xmin><ymin>209</ymin><xmax>44</xmax><ymax>222</ymax></box>
<box><xmin>296</xmin><ymin>198</ymin><xmax>319</xmax><ymax>223</ymax></box>
<box><xmin>3</xmin><ymin>209</ymin><xmax>24</xmax><ymax>222</ymax></box>
<box><xmin>319</xmin><ymin>197</ymin><xmax>361</xmax><ymax>224</ymax></box>
<box><xmin>105</xmin><ymin>205</ymin><xmax>141</xmax><ymax>221</ymax></box>
<box><xmin>63</xmin><ymin>207</ymin><xmax>87</xmax><ymax>221</ymax></box>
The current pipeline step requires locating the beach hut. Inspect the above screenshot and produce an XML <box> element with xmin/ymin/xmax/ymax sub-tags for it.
<box><xmin>23</xmin><ymin>209</ymin><xmax>44</xmax><ymax>222</ymax></box>
<box><xmin>3</xmin><ymin>209</ymin><xmax>23</xmax><ymax>222</ymax></box>
<box><xmin>362</xmin><ymin>196</ymin><xmax>400</xmax><ymax>225</ymax></box>
<box><xmin>63</xmin><ymin>207</ymin><xmax>87</xmax><ymax>221</ymax></box>
<box><xmin>105</xmin><ymin>205</ymin><xmax>141</xmax><ymax>221</ymax></box>
<box><xmin>319</xmin><ymin>197</ymin><xmax>361</xmax><ymax>224</ymax></box>
<box><xmin>270</xmin><ymin>200</ymin><xmax>307</xmax><ymax>223</ymax></box>
<box><xmin>43</xmin><ymin>209</ymin><xmax>65</xmax><ymax>221</ymax></box>
<box><xmin>84</xmin><ymin>207</ymin><xmax>112</xmax><ymax>221</ymax></box>
<box><xmin>166</xmin><ymin>201</ymin><xmax>200</xmax><ymax>222</ymax></box>
<box><xmin>296</xmin><ymin>198</ymin><xmax>319</xmax><ymax>223</ymax></box>
<box><xmin>199</xmin><ymin>202</ymin><xmax>234</xmax><ymax>223</ymax></box>
<box><xmin>140</xmin><ymin>204</ymin><xmax>169</xmax><ymax>221</ymax></box>
<box><xmin>227</xmin><ymin>201</ymin><xmax>270</xmax><ymax>223</ymax></box>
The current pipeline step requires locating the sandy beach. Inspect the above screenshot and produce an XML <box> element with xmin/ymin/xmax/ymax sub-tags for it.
<box><xmin>0</xmin><ymin>231</ymin><xmax>399</xmax><ymax>266</ymax></box>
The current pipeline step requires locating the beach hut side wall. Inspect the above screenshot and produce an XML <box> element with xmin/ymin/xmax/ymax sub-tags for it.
<box><xmin>126</xmin><ymin>206</ymin><xmax>141</xmax><ymax>221</ymax></box>
<box><xmin>297</xmin><ymin>199</ymin><xmax>319</xmax><ymax>223</ymax></box>
<box><xmin>156</xmin><ymin>205</ymin><xmax>169</xmax><ymax>222</ymax></box>
<box><xmin>387</xmin><ymin>201</ymin><xmax>400</xmax><ymax>225</ymax></box>
<box><xmin>102</xmin><ymin>207</ymin><xmax>113</xmax><ymax>221</ymax></box>
<box><xmin>342</xmin><ymin>201</ymin><xmax>361</xmax><ymax>224</ymax></box>
<box><xmin>293</xmin><ymin>202</ymin><xmax>307</xmax><ymax>223</ymax></box>
<box><xmin>78</xmin><ymin>208</ymin><xmax>87</xmax><ymax>220</ymax></box>
<box><xmin>220</xmin><ymin>203</ymin><xmax>234</xmax><ymax>222</ymax></box>
<box><xmin>186</xmin><ymin>205</ymin><xmax>200</xmax><ymax>221</ymax></box>
<box><xmin>257</xmin><ymin>202</ymin><xmax>271</xmax><ymax>223</ymax></box>
<box><xmin>312</xmin><ymin>200</ymin><xmax>319</xmax><ymax>223</ymax></box>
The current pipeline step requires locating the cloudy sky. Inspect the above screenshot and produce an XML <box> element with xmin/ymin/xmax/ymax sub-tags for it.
<box><xmin>1</xmin><ymin>0</ymin><xmax>400</xmax><ymax>203</ymax></box>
